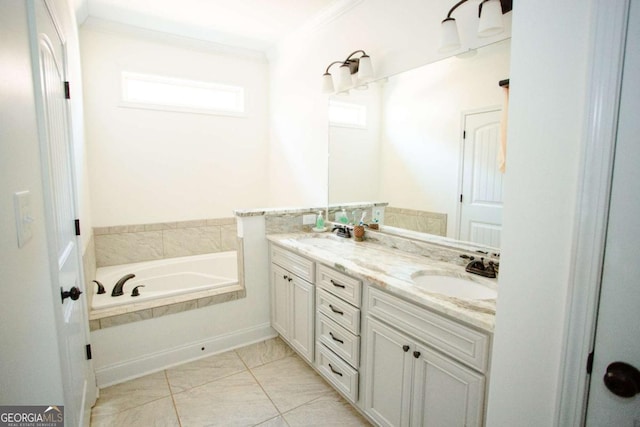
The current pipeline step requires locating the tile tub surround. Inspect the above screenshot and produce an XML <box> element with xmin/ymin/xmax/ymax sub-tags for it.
<box><xmin>267</xmin><ymin>232</ymin><xmax>497</xmax><ymax>332</ymax></box>
<box><xmin>90</xmin><ymin>337</ymin><xmax>371</xmax><ymax>426</ymax></box>
<box><xmin>384</xmin><ymin>206</ymin><xmax>447</xmax><ymax>236</ymax></box>
<box><xmin>94</xmin><ymin>217</ymin><xmax>238</xmax><ymax>267</ymax></box>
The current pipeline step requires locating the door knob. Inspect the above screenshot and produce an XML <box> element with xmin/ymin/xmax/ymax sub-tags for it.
<box><xmin>61</xmin><ymin>286</ymin><xmax>83</xmax><ymax>303</ymax></box>
<box><xmin>603</xmin><ymin>361</ymin><xmax>640</xmax><ymax>398</ymax></box>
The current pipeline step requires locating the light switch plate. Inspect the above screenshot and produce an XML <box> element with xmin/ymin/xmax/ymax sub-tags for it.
<box><xmin>14</xmin><ymin>191</ymin><xmax>34</xmax><ymax>248</ymax></box>
<box><xmin>302</xmin><ymin>214</ymin><xmax>316</xmax><ymax>225</ymax></box>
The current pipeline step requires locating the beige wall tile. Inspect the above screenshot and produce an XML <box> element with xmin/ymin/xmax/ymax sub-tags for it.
<box><xmin>196</xmin><ymin>291</ymin><xmax>239</xmax><ymax>308</ymax></box>
<box><xmin>99</xmin><ymin>309</ymin><xmax>153</xmax><ymax>328</ymax></box>
<box><xmin>221</xmin><ymin>224</ymin><xmax>238</xmax><ymax>251</ymax></box>
<box><xmin>162</xmin><ymin>226</ymin><xmax>221</xmax><ymax>258</ymax></box>
<box><xmin>95</xmin><ymin>231</ymin><xmax>163</xmax><ymax>267</ymax></box>
<box><xmin>152</xmin><ymin>300</ymin><xmax>198</xmax><ymax>318</ymax></box>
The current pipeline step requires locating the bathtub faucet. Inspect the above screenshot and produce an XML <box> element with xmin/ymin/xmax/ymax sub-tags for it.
<box><xmin>111</xmin><ymin>274</ymin><xmax>135</xmax><ymax>297</ymax></box>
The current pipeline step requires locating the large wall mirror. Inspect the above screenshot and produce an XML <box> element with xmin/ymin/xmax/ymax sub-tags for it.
<box><xmin>328</xmin><ymin>39</ymin><xmax>510</xmax><ymax>249</ymax></box>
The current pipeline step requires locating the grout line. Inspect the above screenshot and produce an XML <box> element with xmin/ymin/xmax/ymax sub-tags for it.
<box><xmin>237</xmin><ymin>350</ymin><xmax>291</xmax><ymax>427</ymax></box>
<box><xmin>165</xmin><ymin>370</ymin><xmax>183</xmax><ymax>427</ymax></box>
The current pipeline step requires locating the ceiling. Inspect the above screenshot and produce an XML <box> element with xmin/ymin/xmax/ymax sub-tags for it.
<box><xmin>74</xmin><ymin>0</ymin><xmax>344</xmax><ymax>52</ymax></box>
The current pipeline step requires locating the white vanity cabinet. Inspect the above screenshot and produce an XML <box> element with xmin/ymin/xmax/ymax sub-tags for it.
<box><xmin>270</xmin><ymin>245</ymin><xmax>315</xmax><ymax>363</ymax></box>
<box><xmin>363</xmin><ymin>286</ymin><xmax>489</xmax><ymax>427</ymax></box>
<box><xmin>315</xmin><ymin>264</ymin><xmax>362</xmax><ymax>403</ymax></box>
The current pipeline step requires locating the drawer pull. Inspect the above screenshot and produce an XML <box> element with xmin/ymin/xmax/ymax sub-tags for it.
<box><xmin>413</xmin><ymin>351</ymin><xmax>421</xmax><ymax>359</ymax></box>
<box><xmin>330</xmin><ymin>279</ymin><xmax>345</xmax><ymax>289</ymax></box>
<box><xmin>403</xmin><ymin>345</ymin><xmax>410</xmax><ymax>352</ymax></box>
<box><xmin>282</xmin><ymin>274</ymin><xmax>292</xmax><ymax>282</ymax></box>
<box><xmin>328</xmin><ymin>363</ymin><xmax>343</xmax><ymax>377</ymax></box>
<box><xmin>329</xmin><ymin>304</ymin><xmax>344</xmax><ymax>315</ymax></box>
<box><xmin>329</xmin><ymin>332</ymin><xmax>344</xmax><ymax>344</ymax></box>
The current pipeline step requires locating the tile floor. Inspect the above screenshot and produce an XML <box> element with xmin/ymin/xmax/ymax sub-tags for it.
<box><xmin>90</xmin><ymin>337</ymin><xmax>372</xmax><ymax>426</ymax></box>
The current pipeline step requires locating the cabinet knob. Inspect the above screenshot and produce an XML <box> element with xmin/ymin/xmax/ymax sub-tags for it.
<box><xmin>403</xmin><ymin>345</ymin><xmax>410</xmax><ymax>352</ymax></box>
<box><xmin>413</xmin><ymin>351</ymin><xmax>421</xmax><ymax>359</ymax></box>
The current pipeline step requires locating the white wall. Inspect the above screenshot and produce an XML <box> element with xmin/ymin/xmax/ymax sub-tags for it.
<box><xmin>0</xmin><ymin>0</ymin><xmax>67</xmax><ymax>405</ymax></box>
<box><xmin>81</xmin><ymin>25</ymin><xmax>270</xmax><ymax>226</ymax></box>
<box><xmin>268</xmin><ymin>0</ymin><xmax>512</xmax><ymax>208</ymax></box>
<box><xmin>486</xmin><ymin>1</ymin><xmax>594</xmax><ymax>424</ymax></box>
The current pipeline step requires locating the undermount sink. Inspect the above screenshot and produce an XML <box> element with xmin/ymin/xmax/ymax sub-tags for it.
<box><xmin>411</xmin><ymin>273</ymin><xmax>496</xmax><ymax>300</ymax></box>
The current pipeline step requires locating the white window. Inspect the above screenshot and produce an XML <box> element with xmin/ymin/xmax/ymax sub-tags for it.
<box><xmin>121</xmin><ymin>72</ymin><xmax>245</xmax><ymax>116</ymax></box>
<box><xmin>328</xmin><ymin>100</ymin><xmax>367</xmax><ymax>128</ymax></box>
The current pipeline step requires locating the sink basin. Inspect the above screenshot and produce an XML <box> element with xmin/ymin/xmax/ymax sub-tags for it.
<box><xmin>411</xmin><ymin>274</ymin><xmax>496</xmax><ymax>300</ymax></box>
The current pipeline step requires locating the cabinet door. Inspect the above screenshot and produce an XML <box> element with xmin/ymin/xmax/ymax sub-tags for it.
<box><xmin>271</xmin><ymin>264</ymin><xmax>290</xmax><ymax>337</ymax></box>
<box><xmin>364</xmin><ymin>317</ymin><xmax>414</xmax><ymax>427</ymax></box>
<box><xmin>410</xmin><ymin>344</ymin><xmax>485</xmax><ymax>427</ymax></box>
<box><xmin>290</xmin><ymin>276</ymin><xmax>315</xmax><ymax>362</ymax></box>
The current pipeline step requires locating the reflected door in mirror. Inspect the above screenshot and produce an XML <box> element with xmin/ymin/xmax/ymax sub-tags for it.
<box><xmin>459</xmin><ymin>109</ymin><xmax>504</xmax><ymax>247</ymax></box>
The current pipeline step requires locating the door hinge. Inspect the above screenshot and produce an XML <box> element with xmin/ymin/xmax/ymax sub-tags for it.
<box><xmin>74</xmin><ymin>219</ymin><xmax>81</xmax><ymax>236</ymax></box>
<box><xmin>586</xmin><ymin>351</ymin><xmax>594</xmax><ymax>374</ymax></box>
<box><xmin>64</xmin><ymin>81</ymin><xmax>70</xmax><ymax>99</ymax></box>
<box><xmin>463</xmin><ymin>130</ymin><xmax>466</xmax><ymax>139</ymax></box>
<box><xmin>460</xmin><ymin>194</ymin><xmax>463</xmax><ymax>203</ymax></box>
<box><xmin>85</xmin><ymin>344</ymin><xmax>92</xmax><ymax>360</ymax></box>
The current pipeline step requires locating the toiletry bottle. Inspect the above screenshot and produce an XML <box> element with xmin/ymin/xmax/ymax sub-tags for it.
<box><xmin>339</xmin><ymin>208</ymin><xmax>348</xmax><ymax>224</ymax></box>
<box><xmin>316</xmin><ymin>211</ymin><xmax>325</xmax><ymax>229</ymax></box>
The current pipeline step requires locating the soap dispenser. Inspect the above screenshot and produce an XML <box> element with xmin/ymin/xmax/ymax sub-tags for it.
<box><xmin>314</xmin><ymin>210</ymin><xmax>326</xmax><ymax>232</ymax></box>
<box><xmin>339</xmin><ymin>208</ymin><xmax>349</xmax><ymax>224</ymax></box>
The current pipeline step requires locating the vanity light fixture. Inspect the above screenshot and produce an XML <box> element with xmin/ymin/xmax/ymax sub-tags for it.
<box><xmin>439</xmin><ymin>0</ymin><xmax>512</xmax><ymax>53</ymax></box>
<box><xmin>322</xmin><ymin>50</ymin><xmax>374</xmax><ymax>94</ymax></box>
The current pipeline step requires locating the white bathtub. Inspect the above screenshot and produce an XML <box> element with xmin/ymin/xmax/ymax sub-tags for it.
<box><xmin>92</xmin><ymin>251</ymin><xmax>238</xmax><ymax>310</ymax></box>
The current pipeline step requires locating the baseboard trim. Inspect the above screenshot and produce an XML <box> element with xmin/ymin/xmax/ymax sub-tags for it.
<box><xmin>94</xmin><ymin>323</ymin><xmax>277</xmax><ymax>387</ymax></box>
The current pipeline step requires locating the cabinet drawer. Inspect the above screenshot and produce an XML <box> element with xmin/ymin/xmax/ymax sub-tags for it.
<box><xmin>271</xmin><ymin>244</ymin><xmax>315</xmax><ymax>283</ymax></box>
<box><xmin>317</xmin><ymin>289</ymin><xmax>361</xmax><ymax>335</ymax></box>
<box><xmin>317</xmin><ymin>313</ymin><xmax>360</xmax><ymax>369</ymax></box>
<box><xmin>317</xmin><ymin>343</ymin><xmax>359</xmax><ymax>403</ymax></box>
<box><xmin>317</xmin><ymin>264</ymin><xmax>362</xmax><ymax>306</ymax></box>
<box><xmin>367</xmin><ymin>286</ymin><xmax>490</xmax><ymax>372</ymax></box>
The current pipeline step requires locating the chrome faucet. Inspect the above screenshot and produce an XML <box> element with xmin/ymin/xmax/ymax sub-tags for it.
<box><xmin>111</xmin><ymin>274</ymin><xmax>135</xmax><ymax>297</ymax></box>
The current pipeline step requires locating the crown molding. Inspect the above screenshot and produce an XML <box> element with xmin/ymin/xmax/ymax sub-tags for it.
<box><xmin>81</xmin><ymin>17</ymin><xmax>267</xmax><ymax>62</ymax></box>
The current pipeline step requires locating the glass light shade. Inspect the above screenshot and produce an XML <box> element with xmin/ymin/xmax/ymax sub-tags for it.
<box><xmin>439</xmin><ymin>18</ymin><xmax>461</xmax><ymax>52</ymax></box>
<box><xmin>337</xmin><ymin>63</ymin><xmax>352</xmax><ymax>91</ymax></box>
<box><xmin>357</xmin><ymin>55</ymin><xmax>373</xmax><ymax>82</ymax></box>
<box><xmin>478</xmin><ymin>0</ymin><xmax>504</xmax><ymax>37</ymax></box>
<box><xmin>322</xmin><ymin>73</ymin><xmax>335</xmax><ymax>94</ymax></box>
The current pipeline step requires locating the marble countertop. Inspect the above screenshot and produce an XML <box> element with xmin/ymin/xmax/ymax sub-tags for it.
<box><xmin>267</xmin><ymin>232</ymin><xmax>497</xmax><ymax>332</ymax></box>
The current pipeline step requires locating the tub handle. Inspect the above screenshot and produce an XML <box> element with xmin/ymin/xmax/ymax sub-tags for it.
<box><xmin>131</xmin><ymin>285</ymin><xmax>145</xmax><ymax>297</ymax></box>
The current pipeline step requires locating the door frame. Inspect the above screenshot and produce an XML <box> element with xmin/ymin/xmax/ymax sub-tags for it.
<box><xmin>456</xmin><ymin>105</ymin><xmax>503</xmax><ymax>242</ymax></box>
<box><xmin>556</xmin><ymin>0</ymin><xmax>631</xmax><ymax>425</ymax></box>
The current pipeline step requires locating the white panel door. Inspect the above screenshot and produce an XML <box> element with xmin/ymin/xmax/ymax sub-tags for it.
<box><xmin>364</xmin><ymin>317</ymin><xmax>414</xmax><ymax>427</ymax></box>
<box><xmin>586</xmin><ymin>0</ymin><xmax>640</xmax><ymax>423</ymax></box>
<box><xmin>410</xmin><ymin>344</ymin><xmax>485</xmax><ymax>427</ymax></box>
<box><xmin>270</xmin><ymin>264</ymin><xmax>290</xmax><ymax>337</ymax></box>
<box><xmin>290</xmin><ymin>276</ymin><xmax>314</xmax><ymax>363</ymax></box>
<box><xmin>459</xmin><ymin>109</ymin><xmax>504</xmax><ymax>247</ymax></box>
<box><xmin>30</xmin><ymin>1</ymin><xmax>95</xmax><ymax>425</ymax></box>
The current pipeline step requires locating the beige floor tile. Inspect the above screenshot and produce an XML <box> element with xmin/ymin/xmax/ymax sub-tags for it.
<box><xmin>251</xmin><ymin>355</ymin><xmax>332</xmax><ymax>413</ymax></box>
<box><xmin>92</xmin><ymin>371</ymin><xmax>171</xmax><ymax>416</ymax></box>
<box><xmin>90</xmin><ymin>396</ymin><xmax>179</xmax><ymax>427</ymax></box>
<box><xmin>173</xmin><ymin>370</ymin><xmax>279</xmax><ymax>426</ymax></box>
<box><xmin>282</xmin><ymin>390</ymin><xmax>371</xmax><ymax>426</ymax></box>
<box><xmin>235</xmin><ymin>337</ymin><xmax>296</xmax><ymax>369</ymax></box>
<box><xmin>254</xmin><ymin>415</ymin><xmax>290</xmax><ymax>427</ymax></box>
<box><xmin>166</xmin><ymin>350</ymin><xmax>247</xmax><ymax>393</ymax></box>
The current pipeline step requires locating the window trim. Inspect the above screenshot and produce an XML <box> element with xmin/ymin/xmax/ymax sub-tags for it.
<box><xmin>119</xmin><ymin>71</ymin><xmax>246</xmax><ymax>117</ymax></box>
